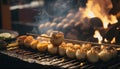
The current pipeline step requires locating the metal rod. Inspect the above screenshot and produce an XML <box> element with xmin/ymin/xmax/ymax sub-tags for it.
<box><xmin>64</xmin><ymin>39</ymin><xmax>120</xmax><ymax>47</ymax></box>
<box><xmin>26</xmin><ymin>33</ymin><xmax>50</xmax><ymax>38</ymax></box>
<box><xmin>26</xmin><ymin>33</ymin><xmax>120</xmax><ymax>48</ymax></box>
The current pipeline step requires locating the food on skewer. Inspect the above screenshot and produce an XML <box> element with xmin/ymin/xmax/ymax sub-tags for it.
<box><xmin>50</xmin><ymin>31</ymin><xmax>64</xmax><ymax>46</ymax></box>
<box><xmin>66</xmin><ymin>46</ymin><xmax>76</xmax><ymax>59</ymax></box>
<box><xmin>76</xmin><ymin>49</ymin><xmax>87</xmax><ymax>60</ymax></box>
<box><xmin>24</xmin><ymin>36</ymin><xmax>34</xmax><ymax>47</ymax></box>
<box><xmin>82</xmin><ymin>43</ymin><xmax>91</xmax><ymax>51</ymax></box>
<box><xmin>106</xmin><ymin>47</ymin><xmax>117</xmax><ymax>58</ymax></box>
<box><xmin>66</xmin><ymin>43</ymin><xmax>74</xmax><ymax>47</ymax></box>
<box><xmin>15</xmin><ymin>32</ymin><xmax>118</xmax><ymax>63</ymax></box>
<box><xmin>74</xmin><ymin>44</ymin><xmax>81</xmax><ymax>50</ymax></box>
<box><xmin>59</xmin><ymin>42</ymin><xmax>67</xmax><ymax>56</ymax></box>
<box><xmin>48</xmin><ymin>44</ymin><xmax>58</xmax><ymax>54</ymax></box>
<box><xmin>66</xmin><ymin>43</ymin><xmax>76</xmax><ymax>58</ymax></box>
<box><xmin>87</xmin><ymin>47</ymin><xmax>99</xmax><ymax>63</ymax></box>
<box><xmin>98</xmin><ymin>48</ymin><xmax>112</xmax><ymax>62</ymax></box>
<box><xmin>59</xmin><ymin>43</ymin><xmax>81</xmax><ymax>58</ymax></box>
<box><xmin>91</xmin><ymin>46</ymin><xmax>101</xmax><ymax>53</ymax></box>
<box><xmin>16</xmin><ymin>35</ymin><xmax>27</xmax><ymax>45</ymax></box>
<box><xmin>37</xmin><ymin>41</ymin><xmax>48</xmax><ymax>52</ymax></box>
<box><xmin>30</xmin><ymin>40</ymin><xmax>40</xmax><ymax>50</ymax></box>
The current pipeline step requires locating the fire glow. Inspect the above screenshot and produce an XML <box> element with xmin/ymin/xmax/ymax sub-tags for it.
<box><xmin>78</xmin><ymin>0</ymin><xmax>118</xmax><ymax>43</ymax></box>
<box><xmin>111</xmin><ymin>37</ymin><xmax>116</xmax><ymax>44</ymax></box>
<box><xmin>38</xmin><ymin>0</ymin><xmax>119</xmax><ymax>44</ymax></box>
<box><xmin>82</xmin><ymin>0</ymin><xmax>118</xmax><ymax>28</ymax></box>
<box><xmin>93</xmin><ymin>30</ymin><xmax>103</xmax><ymax>44</ymax></box>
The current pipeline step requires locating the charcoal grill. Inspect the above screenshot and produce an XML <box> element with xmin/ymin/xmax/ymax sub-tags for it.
<box><xmin>0</xmin><ymin>45</ymin><xmax>120</xmax><ymax>69</ymax></box>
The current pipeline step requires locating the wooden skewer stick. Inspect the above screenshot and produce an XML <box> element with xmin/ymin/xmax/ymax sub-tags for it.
<box><xmin>26</xmin><ymin>33</ymin><xmax>120</xmax><ymax>48</ymax></box>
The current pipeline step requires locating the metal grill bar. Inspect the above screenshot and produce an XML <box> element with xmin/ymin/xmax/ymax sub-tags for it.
<box><xmin>0</xmin><ymin>47</ymin><xmax>120</xmax><ymax>69</ymax></box>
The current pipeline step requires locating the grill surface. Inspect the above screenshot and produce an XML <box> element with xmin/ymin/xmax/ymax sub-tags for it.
<box><xmin>0</xmin><ymin>47</ymin><xmax>120</xmax><ymax>69</ymax></box>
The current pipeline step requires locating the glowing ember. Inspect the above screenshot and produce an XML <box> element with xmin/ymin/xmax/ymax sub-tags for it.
<box><xmin>111</xmin><ymin>37</ymin><xmax>116</xmax><ymax>44</ymax></box>
<box><xmin>93</xmin><ymin>30</ymin><xmax>103</xmax><ymax>44</ymax></box>
<box><xmin>104</xmin><ymin>38</ymin><xmax>108</xmax><ymax>43</ymax></box>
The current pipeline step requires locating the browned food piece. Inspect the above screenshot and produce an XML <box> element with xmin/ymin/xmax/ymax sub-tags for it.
<box><xmin>87</xmin><ymin>48</ymin><xmax>99</xmax><ymax>63</ymax></box>
<box><xmin>76</xmin><ymin>48</ymin><xmax>87</xmax><ymax>60</ymax></box>
<box><xmin>48</xmin><ymin>44</ymin><xmax>58</xmax><ymax>54</ymax></box>
<box><xmin>24</xmin><ymin>36</ymin><xmax>34</xmax><ymax>47</ymax></box>
<box><xmin>82</xmin><ymin>43</ymin><xmax>91</xmax><ymax>50</ymax></box>
<box><xmin>91</xmin><ymin>46</ymin><xmax>101</xmax><ymax>53</ymax></box>
<box><xmin>98</xmin><ymin>48</ymin><xmax>111</xmax><ymax>62</ymax></box>
<box><xmin>59</xmin><ymin>42</ymin><xmax>67</xmax><ymax>56</ymax></box>
<box><xmin>50</xmin><ymin>31</ymin><xmax>64</xmax><ymax>46</ymax></box>
<box><xmin>74</xmin><ymin>44</ymin><xmax>81</xmax><ymax>50</ymax></box>
<box><xmin>37</xmin><ymin>41</ymin><xmax>48</xmax><ymax>52</ymax></box>
<box><xmin>16</xmin><ymin>35</ymin><xmax>27</xmax><ymax>45</ymax></box>
<box><xmin>30</xmin><ymin>40</ymin><xmax>40</xmax><ymax>50</ymax></box>
<box><xmin>66</xmin><ymin>47</ymin><xmax>76</xmax><ymax>59</ymax></box>
<box><xmin>66</xmin><ymin>43</ymin><xmax>73</xmax><ymax>47</ymax></box>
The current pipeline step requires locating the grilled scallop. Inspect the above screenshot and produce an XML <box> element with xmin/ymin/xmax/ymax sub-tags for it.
<box><xmin>24</xmin><ymin>36</ymin><xmax>34</xmax><ymax>47</ymax></box>
<box><xmin>76</xmin><ymin>49</ymin><xmax>87</xmax><ymax>60</ymax></box>
<box><xmin>74</xmin><ymin>44</ymin><xmax>81</xmax><ymax>50</ymax></box>
<box><xmin>66</xmin><ymin>47</ymin><xmax>76</xmax><ymax>59</ymax></box>
<box><xmin>30</xmin><ymin>40</ymin><xmax>40</xmax><ymax>50</ymax></box>
<box><xmin>91</xmin><ymin>46</ymin><xmax>101</xmax><ymax>53</ymax></box>
<box><xmin>48</xmin><ymin>44</ymin><xmax>58</xmax><ymax>54</ymax></box>
<box><xmin>37</xmin><ymin>41</ymin><xmax>48</xmax><ymax>52</ymax></box>
<box><xmin>66</xmin><ymin>43</ymin><xmax>73</xmax><ymax>47</ymax></box>
<box><xmin>50</xmin><ymin>31</ymin><xmax>64</xmax><ymax>46</ymax></box>
<box><xmin>59</xmin><ymin>42</ymin><xmax>67</xmax><ymax>56</ymax></box>
<box><xmin>16</xmin><ymin>35</ymin><xmax>27</xmax><ymax>45</ymax></box>
<box><xmin>82</xmin><ymin>43</ymin><xmax>91</xmax><ymax>51</ymax></box>
<box><xmin>98</xmin><ymin>48</ymin><xmax>111</xmax><ymax>62</ymax></box>
<box><xmin>87</xmin><ymin>47</ymin><xmax>99</xmax><ymax>63</ymax></box>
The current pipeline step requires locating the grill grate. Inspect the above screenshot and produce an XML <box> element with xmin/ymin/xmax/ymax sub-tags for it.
<box><xmin>0</xmin><ymin>47</ymin><xmax>120</xmax><ymax>69</ymax></box>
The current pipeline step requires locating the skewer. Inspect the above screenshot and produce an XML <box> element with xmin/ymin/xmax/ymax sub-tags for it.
<box><xmin>26</xmin><ymin>33</ymin><xmax>120</xmax><ymax>48</ymax></box>
<box><xmin>26</xmin><ymin>33</ymin><xmax>50</xmax><ymax>38</ymax></box>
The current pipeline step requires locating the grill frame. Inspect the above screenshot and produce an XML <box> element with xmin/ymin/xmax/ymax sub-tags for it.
<box><xmin>0</xmin><ymin>47</ymin><xmax>120</xmax><ymax>69</ymax></box>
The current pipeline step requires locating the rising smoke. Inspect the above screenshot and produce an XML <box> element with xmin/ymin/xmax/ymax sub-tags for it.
<box><xmin>38</xmin><ymin>0</ymin><xmax>117</xmax><ymax>41</ymax></box>
<box><xmin>38</xmin><ymin>0</ymin><xmax>78</xmax><ymax>33</ymax></box>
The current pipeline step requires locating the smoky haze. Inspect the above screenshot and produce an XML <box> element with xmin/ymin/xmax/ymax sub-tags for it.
<box><xmin>38</xmin><ymin>0</ymin><xmax>79</xmax><ymax>33</ymax></box>
<box><xmin>37</xmin><ymin>0</ymin><xmax>117</xmax><ymax>41</ymax></box>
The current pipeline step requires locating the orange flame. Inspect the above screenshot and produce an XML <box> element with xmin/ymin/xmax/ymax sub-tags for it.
<box><xmin>104</xmin><ymin>38</ymin><xmax>108</xmax><ymax>43</ymax></box>
<box><xmin>93</xmin><ymin>30</ymin><xmax>103</xmax><ymax>44</ymax></box>
<box><xmin>82</xmin><ymin>0</ymin><xmax>118</xmax><ymax>28</ymax></box>
<box><xmin>111</xmin><ymin>37</ymin><xmax>116</xmax><ymax>44</ymax></box>
<box><xmin>39</xmin><ymin>0</ymin><xmax>118</xmax><ymax>44</ymax></box>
